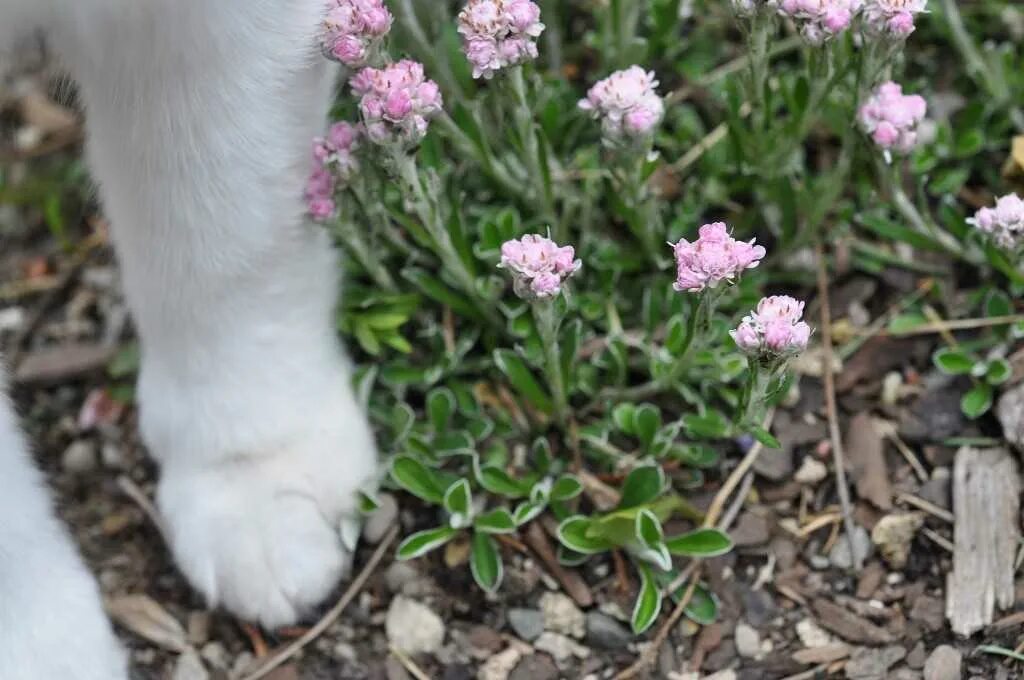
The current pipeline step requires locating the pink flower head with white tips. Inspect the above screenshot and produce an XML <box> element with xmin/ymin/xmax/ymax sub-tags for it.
<box><xmin>319</xmin><ymin>0</ymin><xmax>394</xmax><ymax>67</ymax></box>
<box><xmin>671</xmin><ymin>222</ymin><xmax>767</xmax><ymax>293</ymax></box>
<box><xmin>352</xmin><ymin>60</ymin><xmax>443</xmax><ymax>148</ymax></box>
<box><xmin>858</xmin><ymin>81</ymin><xmax>927</xmax><ymax>157</ymax></box>
<box><xmin>968</xmin><ymin>193</ymin><xmax>1024</xmax><ymax>250</ymax></box>
<box><xmin>861</xmin><ymin>0</ymin><xmax>928</xmax><ymax>39</ymax></box>
<box><xmin>579</xmin><ymin>66</ymin><xmax>664</xmax><ymax>144</ymax></box>
<box><xmin>779</xmin><ymin>0</ymin><xmax>857</xmax><ymax>44</ymax></box>
<box><xmin>305</xmin><ymin>121</ymin><xmax>363</xmax><ymax>221</ymax></box>
<box><xmin>731</xmin><ymin>295</ymin><xmax>812</xmax><ymax>358</ymax></box>
<box><xmin>457</xmin><ymin>0</ymin><xmax>545</xmax><ymax>79</ymax></box>
<box><xmin>499</xmin><ymin>234</ymin><xmax>581</xmax><ymax>299</ymax></box>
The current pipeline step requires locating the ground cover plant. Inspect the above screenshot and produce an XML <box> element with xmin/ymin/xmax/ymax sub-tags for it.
<box><xmin>4</xmin><ymin>0</ymin><xmax>1024</xmax><ymax>677</ymax></box>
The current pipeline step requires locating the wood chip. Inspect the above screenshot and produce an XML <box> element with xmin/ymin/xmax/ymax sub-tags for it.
<box><xmin>14</xmin><ymin>343</ymin><xmax>116</xmax><ymax>384</ymax></box>
<box><xmin>105</xmin><ymin>594</ymin><xmax>188</xmax><ymax>652</ymax></box>
<box><xmin>946</xmin><ymin>447</ymin><xmax>1020</xmax><ymax>636</ymax></box>
<box><xmin>792</xmin><ymin>643</ymin><xmax>851</xmax><ymax>665</ymax></box>
<box><xmin>525</xmin><ymin>522</ymin><xmax>593</xmax><ymax>608</ymax></box>
<box><xmin>811</xmin><ymin>598</ymin><xmax>894</xmax><ymax>645</ymax></box>
<box><xmin>844</xmin><ymin>413</ymin><xmax>892</xmax><ymax>511</ymax></box>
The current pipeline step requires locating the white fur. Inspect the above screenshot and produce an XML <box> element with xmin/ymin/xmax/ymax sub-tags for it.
<box><xmin>0</xmin><ymin>0</ymin><xmax>379</xmax><ymax>673</ymax></box>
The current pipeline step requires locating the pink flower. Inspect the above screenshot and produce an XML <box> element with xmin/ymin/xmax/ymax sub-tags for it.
<box><xmin>579</xmin><ymin>66</ymin><xmax>664</xmax><ymax>144</ymax></box>
<box><xmin>858</xmin><ymin>81</ymin><xmax>927</xmax><ymax>155</ymax></box>
<box><xmin>731</xmin><ymin>296</ymin><xmax>812</xmax><ymax>358</ymax></box>
<box><xmin>968</xmin><ymin>193</ymin><xmax>1024</xmax><ymax>250</ymax></box>
<box><xmin>319</xmin><ymin>0</ymin><xmax>393</xmax><ymax>67</ymax></box>
<box><xmin>499</xmin><ymin>234</ymin><xmax>581</xmax><ymax>299</ymax></box>
<box><xmin>778</xmin><ymin>0</ymin><xmax>857</xmax><ymax>44</ymax></box>
<box><xmin>305</xmin><ymin>121</ymin><xmax>364</xmax><ymax>221</ymax></box>
<box><xmin>861</xmin><ymin>0</ymin><xmax>927</xmax><ymax>38</ymax></box>
<box><xmin>352</xmin><ymin>60</ymin><xmax>443</xmax><ymax>147</ymax></box>
<box><xmin>671</xmin><ymin>222</ymin><xmax>767</xmax><ymax>293</ymax></box>
<box><xmin>457</xmin><ymin>0</ymin><xmax>545</xmax><ymax>79</ymax></box>
<box><xmin>308</xmin><ymin>197</ymin><xmax>337</xmax><ymax>221</ymax></box>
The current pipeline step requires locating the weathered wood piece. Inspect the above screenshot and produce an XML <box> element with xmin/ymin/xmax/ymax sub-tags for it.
<box><xmin>946</xmin><ymin>447</ymin><xmax>1021</xmax><ymax>636</ymax></box>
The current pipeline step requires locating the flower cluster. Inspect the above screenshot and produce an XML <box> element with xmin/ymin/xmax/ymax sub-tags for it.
<box><xmin>858</xmin><ymin>81</ymin><xmax>927</xmax><ymax>156</ymax></box>
<box><xmin>671</xmin><ymin>222</ymin><xmax>766</xmax><ymax>292</ymax></box>
<box><xmin>457</xmin><ymin>0</ymin><xmax>545</xmax><ymax>79</ymax></box>
<box><xmin>860</xmin><ymin>0</ymin><xmax>927</xmax><ymax>39</ymax></box>
<box><xmin>319</xmin><ymin>0</ymin><xmax>393</xmax><ymax>67</ymax></box>
<box><xmin>499</xmin><ymin>234</ymin><xmax>582</xmax><ymax>299</ymax></box>
<box><xmin>732</xmin><ymin>296</ymin><xmax>812</xmax><ymax>358</ymax></box>
<box><xmin>352</xmin><ymin>60</ymin><xmax>443</xmax><ymax>148</ymax></box>
<box><xmin>306</xmin><ymin>122</ymin><xmax>363</xmax><ymax>221</ymax></box>
<box><xmin>579</xmin><ymin>66</ymin><xmax>664</xmax><ymax>144</ymax></box>
<box><xmin>778</xmin><ymin>0</ymin><xmax>857</xmax><ymax>44</ymax></box>
<box><xmin>968</xmin><ymin>193</ymin><xmax>1024</xmax><ymax>250</ymax></box>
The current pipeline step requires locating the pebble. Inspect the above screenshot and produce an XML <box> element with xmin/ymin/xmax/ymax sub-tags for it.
<box><xmin>385</xmin><ymin>562</ymin><xmax>430</xmax><ymax>596</ymax></box>
<box><xmin>478</xmin><ymin>647</ymin><xmax>523</xmax><ymax>680</ymax></box>
<box><xmin>171</xmin><ymin>648</ymin><xmax>209</xmax><ymax>680</ymax></box>
<box><xmin>923</xmin><ymin>645</ymin><xmax>962</xmax><ymax>680</ymax></box>
<box><xmin>795</xmin><ymin>618</ymin><xmax>832</xmax><ymax>648</ymax></box>
<box><xmin>730</xmin><ymin>512</ymin><xmax>771</xmax><ymax>547</ymax></box>
<box><xmin>845</xmin><ymin>645</ymin><xmax>906</xmax><ymax>679</ymax></box>
<box><xmin>507</xmin><ymin>654</ymin><xmax>559</xmax><ymax>680</ymax></box>
<box><xmin>539</xmin><ymin>592</ymin><xmax>585</xmax><ymax>638</ymax></box>
<box><xmin>871</xmin><ymin>513</ymin><xmax>924</xmax><ymax>569</ymax></box>
<box><xmin>199</xmin><ymin>642</ymin><xmax>229</xmax><ymax>671</ymax></box>
<box><xmin>385</xmin><ymin>596</ymin><xmax>445</xmax><ymax>656</ymax></box>
<box><xmin>533</xmin><ymin>632</ymin><xmax>589</xmax><ymax>663</ymax></box>
<box><xmin>908</xmin><ymin>595</ymin><xmax>945</xmax><ymax>632</ymax></box>
<box><xmin>794</xmin><ymin>457</ymin><xmax>828</xmax><ymax>484</ymax></box>
<box><xmin>364</xmin><ymin>493</ymin><xmax>399</xmax><ymax>544</ymax></box>
<box><xmin>584</xmin><ymin>611</ymin><xmax>631</xmax><ymax>650</ymax></box>
<box><xmin>61</xmin><ymin>440</ymin><xmax>97</xmax><ymax>474</ymax></box>
<box><xmin>733</xmin><ymin>622</ymin><xmax>760</xmax><ymax>658</ymax></box>
<box><xmin>507</xmin><ymin>608</ymin><xmax>544</xmax><ymax>642</ymax></box>
<box><xmin>828</xmin><ymin>525</ymin><xmax>872</xmax><ymax>569</ymax></box>
<box><xmin>0</xmin><ymin>307</ymin><xmax>25</xmax><ymax>333</ymax></box>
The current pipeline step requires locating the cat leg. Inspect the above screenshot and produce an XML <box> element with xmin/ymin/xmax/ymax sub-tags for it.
<box><xmin>0</xmin><ymin>368</ymin><xmax>127</xmax><ymax>680</ymax></box>
<box><xmin>56</xmin><ymin>0</ymin><xmax>378</xmax><ymax>627</ymax></box>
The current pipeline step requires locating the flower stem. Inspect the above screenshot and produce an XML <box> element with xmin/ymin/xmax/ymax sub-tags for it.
<box><xmin>661</xmin><ymin>292</ymin><xmax>709</xmax><ymax>390</ymax></box>
<box><xmin>737</xmin><ymin>360</ymin><xmax>776</xmax><ymax>428</ymax></box>
<box><xmin>533</xmin><ymin>300</ymin><xmax>568</xmax><ymax>425</ymax></box>
<box><xmin>333</xmin><ymin>212</ymin><xmax>397</xmax><ymax>291</ymax></box>
<box><xmin>508</xmin><ymin>67</ymin><xmax>560</xmax><ymax>236</ymax></box>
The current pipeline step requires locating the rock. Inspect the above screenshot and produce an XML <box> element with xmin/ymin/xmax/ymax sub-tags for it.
<box><xmin>384</xmin><ymin>562</ymin><xmax>432</xmax><ymax>596</ymax></box>
<box><xmin>532</xmin><ymin>632</ymin><xmax>589</xmax><ymax>663</ymax></box>
<box><xmin>828</xmin><ymin>525</ymin><xmax>873</xmax><ymax>569</ymax></box>
<box><xmin>739</xmin><ymin>585</ymin><xmax>778</xmax><ymax>628</ymax></box>
<box><xmin>364</xmin><ymin>493</ymin><xmax>399</xmax><ymax>544</ymax></box>
<box><xmin>908</xmin><ymin>595</ymin><xmax>945</xmax><ymax>633</ymax></box>
<box><xmin>923</xmin><ymin>645</ymin><xmax>962</xmax><ymax>680</ymax></box>
<box><xmin>465</xmin><ymin>626</ymin><xmax>505</xmax><ymax>656</ymax></box>
<box><xmin>791</xmin><ymin>643</ymin><xmax>850</xmax><ymax>665</ymax></box>
<box><xmin>845</xmin><ymin>646</ymin><xmax>906</xmax><ymax>679</ymax></box>
<box><xmin>385</xmin><ymin>596</ymin><xmax>445</xmax><ymax>656</ymax></box>
<box><xmin>900</xmin><ymin>374</ymin><xmax>968</xmax><ymax>443</ymax></box>
<box><xmin>385</xmin><ymin>656</ymin><xmax>412</xmax><ymax>680</ymax></box>
<box><xmin>507</xmin><ymin>654</ymin><xmax>559</xmax><ymax>680</ymax></box>
<box><xmin>997</xmin><ymin>382</ymin><xmax>1024</xmax><ymax>451</ymax></box>
<box><xmin>478</xmin><ymin>647</ymin><xmax>523</xmax><ymax>680</ymax></box>
<box><xmin>507</xmin><ymin>608</ymin><xmax>544</xmax><ymax>642</ymax></box>
<box><xmin>795</xmin><ymin>618</ymin><xmax>832</xmax><ymax>648</ymax></box>
<box><xmin>794</xmin><ymin>457</ymin><xmax>828</xmax><ymax>485</ymax></box>
<box><xmin>856</xmin><ymin>561</ymin><xmax>885</xmax><ymax>599</ymax></box>
<box><xmin>871</xmin><ymin>513</ymin><xmax>924</xmax><ymax>568</ymax></box>
<box><xmin>199</xmin><ymin>642</ymin><xmax>229</xmax><ymax>671</ymax></box>
<box><xmin>539</xmin><ymin>592</ymin><xmax>585</xmax><ymax>638</ymax></box>
<box><xmin>171</xmin><ymin>649</ymin><xmax>209</xmax><ymax>680</ymax></box>
<box><xmin>734</xmin><ymin>622</ymin><xmax>760</xmax><ymax>659</ymax></box>
<box><xmin>811</xmin><ymin>598</ymin><xmax>894</xmax><ymax>645</ymax></box>
<box><xmin>753</xmin><ymin>446</ymin><xmax>794</xmax><ymax>481</ymax></box>
<box><xmin>61</xmin><ymin>440</ymin><xmax>97</xmax><ymax>474</ymax></box>
<box><xmin>906</xmin><ymin>641</ymin><xmax>927</xmax><ymax>669</ymax></box>
<box><xmin>918</xmin><ymin>474</ymin><xmax>951</xmax><ymax>510</ymax></box>
<box><xmin>731</xmin><ymin>512</ymin><xmax>771</xmax><ymax>547</ymax></box>
<box><xmin>846</xmin><ymin>413</ymin><xmax>893</xmax><ymax>511</ymax></box>
<box><xmin>584</xmin><ymin>612</ymin><xmax>631</xmax><ymax>650</ymax></box>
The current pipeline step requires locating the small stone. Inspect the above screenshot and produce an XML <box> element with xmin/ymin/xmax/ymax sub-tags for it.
<box><xmin>733</xmin><ymin>622</ymin><xmax>760</xmax><ymax>659</ymax></box>
<box><xmin>584</xmin><ymin>612</ymin><xmax>631</xmax><ymax>650</ymax></box>
<box><xmin>61</xmin><ymin>440</ymin><xmax>97</xmax><ymax>474</ymax></box>
<box><xmin>0</xmin><ymin>307</ymin><xmax>25</xmax><ymax>333</ymax></box>
<box><xmin>507</xmin><ymin>654</ymin><xmax>559</xmax><ymax>680</ymax></box>
<box><xmin>997</xmin><ymin>382</ymin><xmax>1024</xmax><ymax>451</ymax></box>
<box><xmin>465</xmin><ymin>626</ymin><xmax>504</xmax><ymax>656</ymax></box>
<box><xmin>533</xmin><ymin>632</ymin><xmax>589</xmax><ymax>663</ymax></box>
<box><xmin>385</xmin><ymin>596</ymin><xmax>445</xmax><ymax>656</ymax></box>
<box><xmin>539</xmin><ymin>592</ymin><xmax>585</xmax><ymax>639</ymax></box>
<box><xmin>186</xmin><ymin>612</ymin><xmax>210</xmax><ymax>645</ymax></box>
<box><xmin>385</xmin><ymin>656</ymin><xmax>412</xmax><ymax>680</ymax></box>
<box><xmin>794</xmin><ymin>457</ymin><xmax>828</xmax><ymax>485</ymax></box>
<box><xmin>199</xmin><ymin>642</ymin><xmax>229</xmax><ymax>671</ymax></box>
<box><xmin>730</xmin><ymin>512</ymin><xmax>771</xmax><ymax>547</ymax></box>
<box><xmin>906</xmin><ymin>641</ymin><xmax>927</xmax><ymax>669</ymax></box>
<box><xmin>908</xmin><ymin>595</ymin><xmax>945</xmax><ymax>633</ymax></box>
<box><xmin>171</xmin><ymin>649</ymin><xmax>209</xmax><ymax>680</ymax></box>
<box><xmin>795</xmin><ymin>618</ymin><xmax>832</xmax><ymax>648</ymax></box>
<box><xmin>828</xmin><ymin>526</ymin><xmax>872</xmax><ymax>569</ymax></box>
<box><xmin>100</xmin><ymin>442</ymin><xmax>127</xmax><ymax>469</ymax></box>
<box><xmin>917</xmin><ymin>474</ymin><xmax>951</xmax><ymax>510</ymax></box>
<box><xmin>385</xmin><ymin>562</ymin><xmax>429</xmax><ymax>596</ymax></box>
<box><xmin>871</xmin><ymin>513</ymin><xmax>924</xmax><ymax>569</ymax></box>
<box><xmin>845</xmin><ymin>645</ymin><xmax>906</xmax><ymax>679</ymax></box>
<box><xmin>507</xmin><ymin>608</ymin><xmax>544</xmax><ymax>642</ymax></box>
<box><xmin>363</xmin><ymin>493</ymin><xmax>399</xmax><ymax>544</ymax></box>
<box><xmin>923</xmin><ymin>645</ymin><xmax>962</xmax><ymax>680</ymax></box>
<box><xmin>478</xmin><ymin>647</ymin><xmax>523</xmax><ymax>680</ymax></box>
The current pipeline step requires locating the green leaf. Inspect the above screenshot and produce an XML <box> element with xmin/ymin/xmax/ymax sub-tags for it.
<box><xmin>669</xmin><ymin>444</ymin><xmax>720</xmax><ymax>469</ymax></box>
<box><xmin>631</xmin><ymin>562</ymin><xmax>662</xmax><ymax>634</ymax></box>
<box><xmin>557</xmin><ymin>516</ymin><xmax>614</xmax><ymax>554</ymax></box>
<box><xmin>683</xmin><ymin>584</ymin><xmax>719</xmax><ymax>625</ymax></box>
<box><xmin>748</xmin><ymin>425</ymin><xmax>780</xmax><ymax>449</ymax></box>
<box><xmin>961</xmin><ymin>382</ymin><xmax>993</xmax><ymax>419</ymax></box>
<box><xmin>986</xmin><ymin>358</ymin><xmax>1012</xmax><ymax>386</ymax></box>
<box><xmin>619</xmin><ymin>465</ymin><xmax>665</xmax><ymax>509</ymax></box>
<box><xmin>443</xmin><ymin>478</ymin><xmax>473</xmax><ymax>522</ymax></box>
<box><xmin>493</xmin><ymin>349</ymin><xmax>554</xmax><ymax>413</ymax></box>
<box><xmin>612</xmin><ymin>403</ymin><xmax>637</xmax><ymax>434</ymax></box>
<box><xmin>357</xmin><ymin>491</ymin><xmax>380</xmax><ymax>514</ymax></box>
<box><xmin>427</xmin><ymin>387</ymin><xmax>456</xmax><ymax>433</ymax></box>
<box><xmin>888</xmin><ymin>313</ymin><xmax>928</xmax><ymax>334</ymax></box>
<box><xmin>665</xmin><ymin>528</ymin><xmax>734</xmax><ymax>557</ymax></box>
<box><xmin>635</xmin><ymin>509</ymin><xmax>664</xmax><ymax>548</ymax></box>
<box><xmin>550</xmin><ymin>475</ymin><xmax>583</xmax><ymax>502</ymax></box>
<box><xmin>475</xmin><ymin>508</ymin><xmax>517</xmax><ymax>534</ymax></box>
<box><xmin>986</xmin><ymin>290</ymin><xmax>1013</xmax><ymax>318</ymax></box>
<box><xmin>634</xmin><ymin>404</ymin><xmax>662</xmax><ymax>451</ymax></box>
<box><xmin>683</xmin><ymin>411</ymin><xmax>729</xmax><ymax>439</ymax></box>
<box><xmin>397</xmin><ymin>526</ymin><xmax>458</xmax><ymax>560</ymax></box>
<box><xmin>470</xmin><ymin>532</ymin><xmax>503</xmax><ymax>593</ymax></box>
<box><xmin>557</xmin><ymin>545</ymin><xmax>590</xmax><ymax>567</ymax></box>
<box><xmin>476</xmin><ymin>465</ymin><xmax>528</xmax><ymax>498</ymax></box>
<box><xmin>402</xmin><ymin>267</ymin><xmax>483</xmax><ymax>321</ymax></box>
<box><xmin>390</xmin><ymin>456</ymin><xmax>446</xmax><ymax>504</ymax></box>
<box><xmin>513</xmin><ymin>500</ymin><xmax>545</xmax><ymax>525</ymax></box>
<box><xmin>933</xmin><ymin>348</ymin><xmax>974</xmax><ymax>375</ymax></box>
